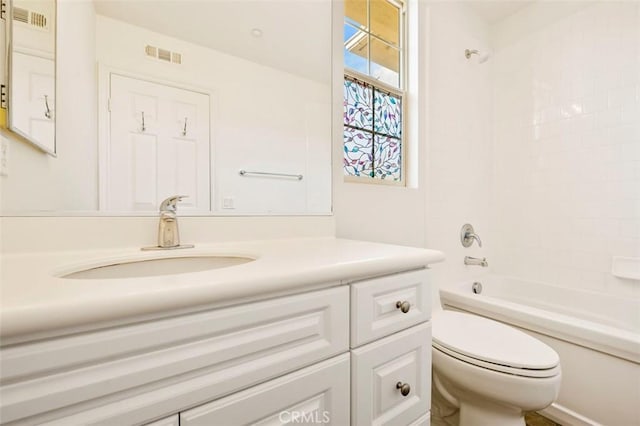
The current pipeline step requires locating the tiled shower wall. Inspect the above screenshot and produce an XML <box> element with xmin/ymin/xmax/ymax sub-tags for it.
<box><xmin>491</xmin><ymin>2</ymin><xmax>640</xmax><ymax>298</ymax></box>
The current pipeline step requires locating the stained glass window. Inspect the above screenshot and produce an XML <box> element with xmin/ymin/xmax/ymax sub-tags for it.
<box><xmin>344</xmin><ymin>0</ymin><xmax>404</xmax><ymax>183</ymax></box>
<box><xmin>343</xmin><ymin>76</ymin><xmax>402</xmax><ymax>181</ymax></box>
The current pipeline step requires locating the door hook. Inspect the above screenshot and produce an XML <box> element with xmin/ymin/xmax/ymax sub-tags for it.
<box><xmin>44</xmin><ymin>95</ymin><xmax>52</xmax><ymax>119</ymax></box>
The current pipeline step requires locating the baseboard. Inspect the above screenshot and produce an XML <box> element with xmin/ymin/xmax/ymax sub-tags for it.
<box><xmin>541</xmin><ymin>403</ymin><xmax>602</xmax><ymax>426</ymax></box>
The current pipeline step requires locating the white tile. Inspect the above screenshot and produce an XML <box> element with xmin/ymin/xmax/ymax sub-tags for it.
<box><xmin>609</xmin><ymin>238</ymin><xmax>640</xmax><ymax>257</ymax></box>
<box><xmin>578</xmin><ymin>270</ymin><xmax>607</xmax><ymax>291</ymax></box>
<box><xmin>605</xmin><ymin>124</ymin><xmax>640</xmax><ymax>145</ymax></box>
<box><xmin>582</xmin><ymin>93</ymin><xmax>607</xmax><ymax>114</ymax></box>
<box><xmin>608</xmin><ymin>86</ymin><xmax>638</xmax><ymax>110</ymax></box>
<box><xmin>621</xmin><ymin>104</ymin><xmax>640</xmax><ymax>124</ymax></box>
<box><xmin>619</xmin><ymin>143</ymin><xmax>640</xmax><ymax>161</ymax></box>
<box><xmin>596</xmin><ymin>108</ymin><xmax>624</xmax><ymax>128</ymax></box>
<box><xmin>618</xmin><ymin>219</ymin><xmax>640</xmax><ymax>240</ymax></box>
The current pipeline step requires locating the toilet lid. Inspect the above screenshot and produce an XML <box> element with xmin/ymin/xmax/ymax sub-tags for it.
<box><xmin>432</xmin><ymin>311</ymin><xmax>560</xmax><ymax>376</ymax></box>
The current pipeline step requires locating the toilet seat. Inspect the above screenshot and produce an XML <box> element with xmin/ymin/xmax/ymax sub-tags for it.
<box><xmin>432</xmin><ymin>311</ymin><xmax>560</xmax><ymax>378</ymax></box>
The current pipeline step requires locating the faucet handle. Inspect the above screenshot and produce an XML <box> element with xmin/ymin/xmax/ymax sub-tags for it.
<box><xmin>460</xmin><ymin>223</ymin><xmax>482</xmax><ymax>248</ymax></box>
<box><xmin>159</xmin><ymin>195</ymin><xmax>188</xmax><ymax>212</ymax></box>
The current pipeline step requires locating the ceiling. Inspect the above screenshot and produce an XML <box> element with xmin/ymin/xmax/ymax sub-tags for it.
<box><xmin>93</xmin><ymin>0</ymin><xmax>331</xmax><ymax>83</ymax></box>
<box><xmin>465</xmin><ymin>1</ymin><xmax>534</xmax><ymax>24</ymax></box>
<box><xmin>92</xmin><ymin>1</ymin><xmax>532</xmax><ymax>82</ymax></box>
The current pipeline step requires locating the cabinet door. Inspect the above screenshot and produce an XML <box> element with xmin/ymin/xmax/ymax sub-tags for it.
<box><xmin>352</xmin><ymin>323</ymin><xmax>431</xmax><ymax>426</ymax></box>
<box><xmin>180</xmin><ymin>353</ymin><xmax>349</xmax><ymax>426</ymax></box>
<box><xmin>0</xmin><ymin>287</ymin><xmax>348</xmax><ymax>425</ymax></box>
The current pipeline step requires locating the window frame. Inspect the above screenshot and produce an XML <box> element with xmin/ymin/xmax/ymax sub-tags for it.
<box><xmin>343</xmin><ymin>0</ymin><xmax>407</xmax><ymax>186</ymax></box>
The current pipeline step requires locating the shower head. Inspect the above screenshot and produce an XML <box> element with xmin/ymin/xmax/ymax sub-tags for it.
<box><xmin>465</xmin><ymin>48</ymin><xmax>491</xmax><ymax>64</ymax></box>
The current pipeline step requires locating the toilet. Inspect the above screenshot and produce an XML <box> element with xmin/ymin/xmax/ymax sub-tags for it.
<box><xmin>431</xmin><ymin>309</ymin><xmax>561</xmax><ymax>426</ymax></box>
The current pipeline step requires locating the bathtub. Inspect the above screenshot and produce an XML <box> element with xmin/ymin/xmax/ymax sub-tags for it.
<box><xmin>439</xmin><ymin>276</ymin><xmax>640</xmax><ymax>426</ymax></box>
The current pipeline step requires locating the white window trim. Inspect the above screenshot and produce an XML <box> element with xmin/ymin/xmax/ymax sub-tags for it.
<box><xmin>343</xmin><ymin>0</ymin><xmax>407</xmax><ymax>186</ymax></box>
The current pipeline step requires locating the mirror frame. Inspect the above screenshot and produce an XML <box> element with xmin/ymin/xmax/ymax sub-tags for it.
<box><xmin>5</xmin><ymin>0</ymin><xmax>57</xmax><ymax>156</ymax></box>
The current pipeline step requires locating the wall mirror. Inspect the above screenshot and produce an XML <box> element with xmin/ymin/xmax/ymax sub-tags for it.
<box><xmin>0</xmin><ymin>0</ymin><xmax>332</xmax><ymax>216</ymax></box>
<box><xmin>6</xmin><ymin>0</ymin><xmax>56</xmax><ymax>155</ymax></box>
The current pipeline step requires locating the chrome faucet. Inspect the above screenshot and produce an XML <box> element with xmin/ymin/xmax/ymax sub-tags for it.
<box><xmin>142</xmin><ymin>195</ymin><xmax>194</xmax><ymax>250</ymax></box>
<box><xmin>460</xmin><ymin>224</ymin><xmax>482</xmax><ymax>248</ymax></box>
<box><xmin>464</xmin><ymin>256</ymin><xmax>488</xmax><ymax>267</ymax></box>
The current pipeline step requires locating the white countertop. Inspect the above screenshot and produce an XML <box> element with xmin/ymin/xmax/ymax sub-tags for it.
<box><xmin>0</xmin><ymin>237</ymin><xmax>444</xmax><ymax>340</ymax></box>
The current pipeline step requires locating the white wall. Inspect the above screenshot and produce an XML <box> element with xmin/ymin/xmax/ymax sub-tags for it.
<box><xmin>0</xmin><ymin>215</ymin><xmax>335</xmax><ymax>253</ymax></box>
<box><xmin>96</xmin><ymin>15</ymin><xmax>331</xmax><ymax>215</ymax></box>
<box><xmin>333</xmin><ymin>0</ymin><xmax>429</xmax><ymax>248</ymax></box>
<box><xmin>12</xmin><ymin>0</ymin><xmax>55</xmax><ymax>55</ymax></box>
<box><xmin>334</xmin><ymin>1</ymin><xmax>493</xmax><ymax>294</ymax></box>
<box><xmin>423</xmin><ymin>2</ymin><xmax>492</xmax><ymax>289</ymax></box>
<box><xmin>0</xmin><ymin>0</ymin><xmax>98</xmax><ymax>212</ymax></box>
<box><xmin>491</xmin><ymin>2</ymin><xmax>640</xmax><ymax>298</ymax></box>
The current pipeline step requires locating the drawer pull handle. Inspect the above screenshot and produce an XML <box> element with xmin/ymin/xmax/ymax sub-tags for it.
<box><xmin>396</xmin><ymin>301</ymin><xmax>411</xmax><ymax>313</ymax></box>
<box><xmin>396</xmin><ymin>382</ymin><xmax>411</xmax><ymax>396</ymax></box>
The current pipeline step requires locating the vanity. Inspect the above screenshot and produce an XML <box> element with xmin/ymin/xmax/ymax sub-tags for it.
<box><xmin>0</xmin><ymin>238</ymin><xmax>445</xmax><ymax>425</ymax></box>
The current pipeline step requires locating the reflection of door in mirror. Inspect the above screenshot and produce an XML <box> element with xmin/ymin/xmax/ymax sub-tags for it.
<box><xmin>11</xmin><ymin>51</ymin><xmax>54</xmax><ymax>146</ymax></box>
<box><xmin>104</xmin><ymin>74</ymin><xmax>210</xmax><ymax>212</ymax></box>
<box><xmin>9</xmin><ymin>0</ymin><xmax>56</xmax><ymax>154</ymax></box>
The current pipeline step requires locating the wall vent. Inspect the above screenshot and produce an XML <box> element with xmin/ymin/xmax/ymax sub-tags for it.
<box><xmin>144</xmin><ymin>45</ymin><xmax>157</xmax><ymax>57</ymax></box>
<box><xmin>144</xmin><ymin>45</ymin><xmax>182</xmax><ymax>65</ymax></box>
<box><xmin>12</xmin><ymin>6</ymin><xmax>28</xmax><ymax>23</ymax></box>
<box><xmin>12</xmin><ymin>6</ymin><xmax>49</xmax><ymax>30</ymax></box>
<box><xmin>158</xmin><ymin>48</ymin><xmax>171</xmax><ymax>62</ymax></box>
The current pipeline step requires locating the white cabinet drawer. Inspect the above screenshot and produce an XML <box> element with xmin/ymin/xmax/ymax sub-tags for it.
<box><xmin>0</xmin><ymin>286</ymin><xmax>349</xmax><ymax>425</ymax></box>
<box><xmin>351</xmin><ymin>269</ymin><xmax>430</xmax><ymax>347</ymax></box>
<box><xmin>180</xmin><ymin>353</ymin><xmax>350</xmax><ymax>426</ymax></box>
<box><xmin>352</xmin><ymin>322</ymin><xmax>431</xmax><ymax>426</ymax></box>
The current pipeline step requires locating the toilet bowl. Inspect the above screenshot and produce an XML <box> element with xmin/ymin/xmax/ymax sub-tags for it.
<box><xmin>431</xmin><ymin>310</ymin><xmax>561</xmax><ymax>426</ymax></box>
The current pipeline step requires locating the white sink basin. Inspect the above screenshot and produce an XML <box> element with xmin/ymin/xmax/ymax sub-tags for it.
<box><xmin>61</xmin><ymin>256</ymin><xmax>254</xmax><ymax>280</ymax></box>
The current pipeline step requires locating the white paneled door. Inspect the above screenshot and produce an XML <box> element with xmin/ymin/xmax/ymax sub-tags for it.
<box><xmin>107</xmin><ymin>74</ymin><xmax>210</xmax><ymax>212</ymax></box>
<box><xmin>10</xmin><ymin>51</ymin><xmax>55</xmax><ymax>153</ymax></box>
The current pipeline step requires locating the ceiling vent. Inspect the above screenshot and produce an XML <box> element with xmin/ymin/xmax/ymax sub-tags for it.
<box><xmin>12</xmin><ymin>6</ymin><xmax>49</xmax><ymax>30</ymax></box>
<box><xmin>144</xmin><ymin>45</ymin><xmax>182</xmax><ymax>65</ymax></box>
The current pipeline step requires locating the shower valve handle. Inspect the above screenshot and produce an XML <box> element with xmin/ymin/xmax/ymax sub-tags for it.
<box><xmin>461</xmin><ymin>224</ymin><xmax>483</xmax><ymax>248</ymax></box>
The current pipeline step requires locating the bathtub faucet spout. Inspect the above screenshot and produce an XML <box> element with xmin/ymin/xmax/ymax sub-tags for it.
<box><xmin>464</xmin><ymin>256</ymin><xmax>488</xmax><ymax>267</ymax></box>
